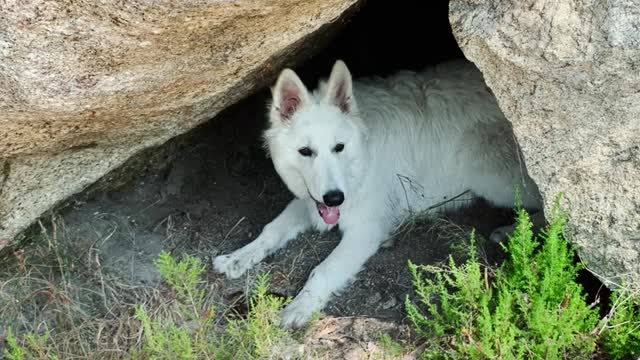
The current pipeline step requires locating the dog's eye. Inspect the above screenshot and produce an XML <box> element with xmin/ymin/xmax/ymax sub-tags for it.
<box><xmin>334</xmin><ymin>143</ymin><xmax>345</xmax><ymax>153</ymax></box>
<box><xmin>298</xmin><ymin>147</ymin><xmax>313</xmax><ymax>157</ymax></box>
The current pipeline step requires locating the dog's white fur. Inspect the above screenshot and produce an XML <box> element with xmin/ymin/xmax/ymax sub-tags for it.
<box><xmin>214</xmin><ymin>60</ymin><xmax>542</xmax><ymax>328</ymax></box>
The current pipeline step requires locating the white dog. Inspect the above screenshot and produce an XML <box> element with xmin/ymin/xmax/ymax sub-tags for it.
<box><xmin>213</xmin><ymin>59</ymin><xmax>542</xmax><ymax>328</ymax></box>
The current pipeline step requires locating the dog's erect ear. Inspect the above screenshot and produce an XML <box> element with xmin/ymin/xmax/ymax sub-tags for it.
<box><xmin>271</xmin><ymin>69</ymin><xmax>309</xmax><ymax>123</ymax></box>
<box><xmin>324</xmin><ymin>60</ymin><xmax>356</xmax><ymax>114</ymax></box>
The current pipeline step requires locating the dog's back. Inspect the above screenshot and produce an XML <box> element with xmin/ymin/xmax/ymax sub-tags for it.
<box><xmin>343</xmin><ymin>60</ymin><xmax>541</xmax><ymax>219</ymax></box>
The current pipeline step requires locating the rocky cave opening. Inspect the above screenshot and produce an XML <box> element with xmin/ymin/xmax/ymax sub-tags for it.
<box><xmin>49</xmin><ymin>0</ymin><xmax>608</xmax><ymax>323</ymax></box>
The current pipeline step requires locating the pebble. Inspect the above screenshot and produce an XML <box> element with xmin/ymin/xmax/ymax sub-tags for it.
<box><xmin>381</xmin><ymin>296</ymin><xmax>398</xmax><ymax>310</ymax></box>
<box><xmin>366</xmin><ymin>292</ymin><xmax>382</xmax><ymax>305</ymax></box>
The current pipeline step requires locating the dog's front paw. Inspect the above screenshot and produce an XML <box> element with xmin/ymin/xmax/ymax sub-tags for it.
<box><xmin>280</xmin><ymin>293</ymin><xmax>323</xmax><ymax>329</ymax></box>
<box><xmin>213</xmin><ymin>252</ymin><xmax>253</xmax><ymax>279</ymax></box>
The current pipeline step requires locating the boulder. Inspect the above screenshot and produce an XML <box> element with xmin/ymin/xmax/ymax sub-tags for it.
<box><xmin>0</xmin><ymin>0</ymin><xmax>361</xmax><ymax>246</ymax></box>
<box><xmin>450</xmin><ymin>0</ymin><xmax>640</xmax><ymax>287</ymax></box>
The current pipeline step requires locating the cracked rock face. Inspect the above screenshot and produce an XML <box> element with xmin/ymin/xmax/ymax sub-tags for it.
<box><xmin>0</xmin><ymin>0</ymin><xmax>360</xmax><ymax>245</ymax></box>
<box><xmin>450</xmin><ymin>0</ymin><xmax>640</xmax><ymax>287</ymax></box>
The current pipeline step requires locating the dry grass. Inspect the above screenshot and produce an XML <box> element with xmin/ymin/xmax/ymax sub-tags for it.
<box><xmin>0</xmin><ymin>213</ymin><xmax>416</xmax><ymax>360</ymax></box>
<box><xmin>3</xmin><ymin>219</ymin><xmax>135</xmax><ymax>358</ymax></box>
<box><xmin>391</xmin><ymin>209</ymin><xmax>491</xmax><ymax>267</ymax></box>
<box><xmin>1</xmin><ymin>197</ymin><xmax>509</xmax><ymax>359</ymax></box>
<box><xmin>0</xmin><ymin>214</ymin><xmax>225</xmax><ymax>359</ymax></box>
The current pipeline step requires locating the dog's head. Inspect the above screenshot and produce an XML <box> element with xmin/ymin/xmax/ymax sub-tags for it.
<box><xmin>264</xmin><ymin>60</ymin><xmax>367</xmax><ymax>225</ymax></box>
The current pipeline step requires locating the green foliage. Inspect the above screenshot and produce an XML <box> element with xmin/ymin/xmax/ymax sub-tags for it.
<box><xmin>134</xmin><ymin>253</ymin><xmax>292</xmax><ymax>360</ymax></box>
<box><xmin>601</xmin><ymin>289</ymin><xmax>640</xmax><ymax>360</ymax></box>
<box><xmin>134</xmin><ymin>304</ymin><xmax>197</xmax><ymax>360</ymax></box>
<box><xmin>3</xmin><ymin>328</ymin><xmax>58</xmax><ymax>360</ymax></box>
<box><xmin>377</xmin><ymin>332</ymin><xmax>407</xmax><ymax>358</ymax></box>
<box><xmin>5</xmin><ymin>202</ymin><xmax>640</xmax><ymax>359</ymax></box>
<box><xmin>132</xmin><ymin>252</ymin><xmax>211</xmax><ymax>359</ymax></box>
<box><xmin>2</xmin><ymin>248</ymin><xmax>295</xmax><ymax>360</ymax></box>
<box><xmin>218</xmin><ymin>274</ymin><xmax>292</xmax><ymax>359</ymax></box>
<box><xmin>4</xmin><ymin>328</ymin><xmax>25</xmax><ymax>360</ymax></box>
<box><xmin>156</xmin><ymin>251</ymin><xmax>207</xmax><ymax>319</ymax></box>
<box><xmin>406</xmin><ymin>199</ymin><xmax>600</xmax><ymax>359</ymax></box>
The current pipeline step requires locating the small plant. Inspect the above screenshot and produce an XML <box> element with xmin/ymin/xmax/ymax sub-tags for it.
<box><xmin>406</xmin><ymin>198</ymin><xmax>600</xmax><ymax>359</ymax></box>
<box><xmin>134</xmin><ymin>252</ymin><xmax>293</xmax><ymax>359</ymax></box>
<box><xmin>219</xmin><ymin>274</ymin><xmax>293</xmax><ymax>359</ymax></box>
<box><xmin>156</xmin><ymin>250</ymin><xmax>207</xmax><ymax>319</ymax></box>
<box><xmin>600</xmin><ymin>288</ymin><xmax>640</xmax><ymax>360</ymax></box>
<box><xmin>4</xmin><ymin>328</ymin><xmax>25</xmax><ymax>360</ymax></box>
<box><xmin>2</xmin><ymin>240</ymin><xmax>296</xmax><ymax>360</ymax></box>
<box><xmin>3</xmin><ymin>328</ymin><xmax>58</xmax><ymax>360</ymax></box>
<box><xmin>134</xmin><ymin>305</ymin><xmax>197</xmax><ymax>360</ymax></box>
<box><xmin>132</xmin><ymin>251</ymin><xmax>212</xmax><ymax>359</ymax></box>
<box><xmin>377</xmin><ymin>332</ymin><xmax>407</xmax><ymax>358</ymax></box>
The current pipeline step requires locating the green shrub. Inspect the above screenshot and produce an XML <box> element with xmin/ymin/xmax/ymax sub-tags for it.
<box><xmin>132</xmin><ymin>251</ymin><xmax>215</xmax><ymax>359</ymax></box>
<box><xmin>4</xmin><ymin>251</ymin><xmax>293</xmax><ymax>359</ymax></box>
<box><xmin>3</xmin><ymin>328</ymin><xmax>58</xmax><ymax>360</ymax></box>
<box><xmin>4</xmin><ymin>328</ymin><xmax>25</xmax><ymax>360</ymax></box>
<box><xmin>156</xmin><ymin>251</ymin><xmax>207</xmax><ymax>319</ymax></box>
<box><xmin>134</xmin><ymin>251</ymin><xmax>292</xmax><ymax>359</ymax></box>
<box><xmin>406</xmin><ymin>200</ymin><xmax>600</xmax><ymax>359</ymax></box>
<box><xmin>5</xmin><ymin>205</ymin><xmax>639</xmax><ymax>360</ymax></box>
<box><xmin>601</xmin><ymin>289</ymin><xmax>640</xmax><ymax>360</ymax></box>
<box><xmin>217</xmin><ymin>275</ymin><xmax>293</xmax><ymax>359</ymax></box>
<box><xmin>377</xmin><ymin>332</ymin><xmax>408</xmax><ymax>358</ymax></box>
<box><xmin>134</xmin><ymin>304</ymin><xmax>197</xmax><ymax>360</ymax></box>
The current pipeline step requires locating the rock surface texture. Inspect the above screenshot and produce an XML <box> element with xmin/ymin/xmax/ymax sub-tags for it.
<box><xmin>0</xmin><ymin>0</ymin><xmax>360</xmax><ymax>246</ymax></box>
<box><xmin>450</xmin><ymin>0</ymin><xmax>640</xmax><ymax>287</ymax></box>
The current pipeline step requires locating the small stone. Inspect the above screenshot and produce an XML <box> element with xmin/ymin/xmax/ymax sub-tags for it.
<box><xmin>366</xmin><ymin>292</ymin><xmax>382</xmax><ymax>305</ymax></box>
<box><xmin>278</xmin><ymin>343</ymin><xmax>304</xmax><ymax>359</ymax></box>
<box><xmin>381</xmin><ymin>297</ymin><xmax>397</xmax><ymax>310</ymax></box>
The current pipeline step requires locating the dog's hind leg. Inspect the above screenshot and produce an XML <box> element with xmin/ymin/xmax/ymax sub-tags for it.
<box><xmin>213</xmin><ymin>198</ymin><xmax>312</xmax><ymax>279</ymax></box>
<box><xmin>279</xmin><ymin>222</ymin><xmax>387</xmax><ymax>328</ymax></box>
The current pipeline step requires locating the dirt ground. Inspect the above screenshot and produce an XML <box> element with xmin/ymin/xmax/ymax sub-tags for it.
<box><xmin>57</xmin><ymin>90</ymin><xmax>517</xmax><ymax>328</ymax></box>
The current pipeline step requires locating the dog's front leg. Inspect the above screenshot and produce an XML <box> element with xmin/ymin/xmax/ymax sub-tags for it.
<box><xmin>214</xmin><ymin>198</ymin><xmax>312</xmax><ymax>279</ymax></box>
<box><xmin>280</xmin><ymin>222</ymin><xmax>386</xmax><ymax>329</ymax></box>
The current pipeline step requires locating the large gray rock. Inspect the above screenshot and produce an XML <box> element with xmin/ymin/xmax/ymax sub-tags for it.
<box><xmin>450</xmin><ymin>0</ymin><xmax>640</xmax><ymax>287</ymax></box>
<box><xmin>0</xmin><ymin>0</ymin><xmax>361</xmax><ymax>247</ymax></box>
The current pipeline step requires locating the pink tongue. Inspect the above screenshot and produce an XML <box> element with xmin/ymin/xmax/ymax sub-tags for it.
<box><xmin>317</xmin><ymin>203</ymin><xmax>340</xmax><ymax>225</ymax></box>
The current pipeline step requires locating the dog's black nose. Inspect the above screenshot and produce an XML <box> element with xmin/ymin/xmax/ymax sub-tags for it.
<box><xmin>323</xmin><ymin>190</ymin><xmax>344</xmax><ymax>207</ymax></box>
